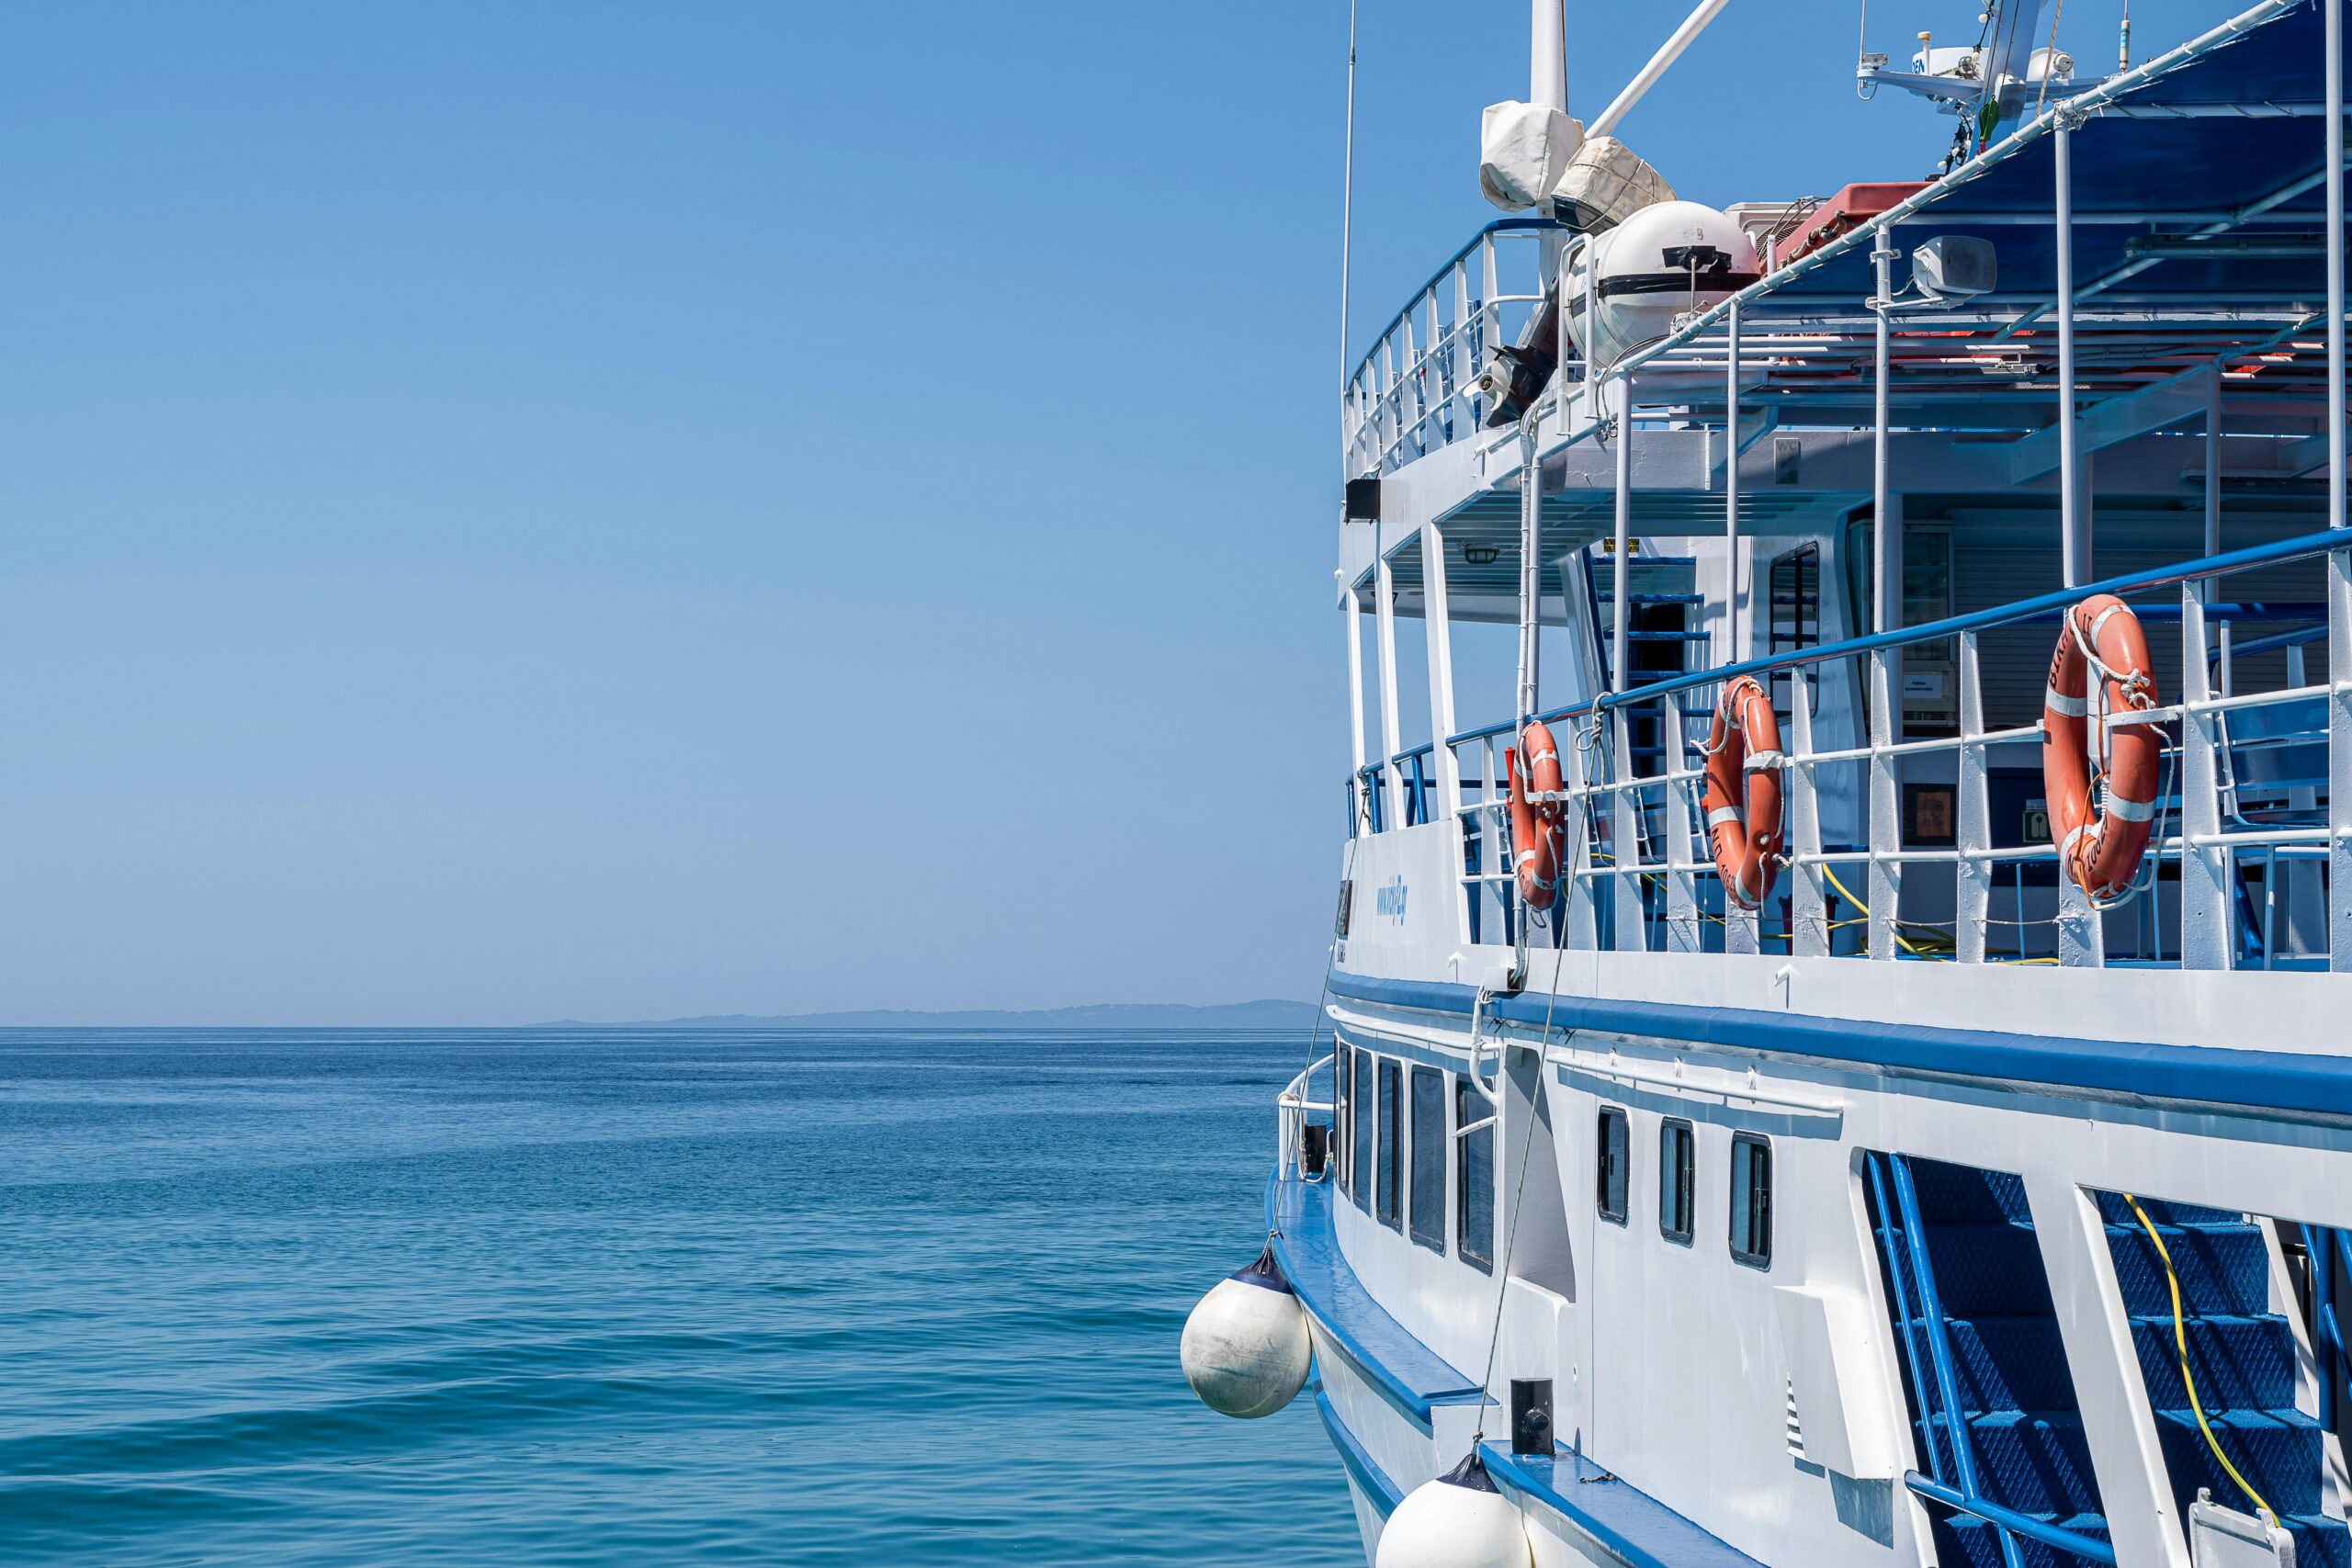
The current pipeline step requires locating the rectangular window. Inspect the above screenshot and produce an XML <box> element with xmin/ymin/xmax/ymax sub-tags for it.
<box><xmin>1376</xmin><ymin>1060</ymin><xmax>1402</xmax><ymax>1229</ymax></box>
<box><xmin>1659</xmin><ymin>1120</ymin><xmax>1695</xmax><ymax>1244</ymax></box>
<box><xmin>1409</xmin><ymin>1066</ymin><xmax>1446</xmax><ymax>1251</ymax></box>
<box><xmin>1335</xmin><ymin>1045</ymin><xmax>1351</xmax><ymax>1190</ymax></box>
<box><xmin>1730</xmin><ymin>1133</ymin><xmax>1772</xmax><ymax>1267</ymax></box>
<box><xmin>1456</xmin><ymin>1077</ymin><xmax>1494</xmax><ymax>1272</ymax></box>
<box><xmin>1351</xmin><ymin>1050</ymin><xmax>1374</xmax><ymax>1213</ymax></box>
<box><xmin>1597</xmin><ymin>1106</ymin><xmax>1628</xmax><ymax>1224</ymax></box>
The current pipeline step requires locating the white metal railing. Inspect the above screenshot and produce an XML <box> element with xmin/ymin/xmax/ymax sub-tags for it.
<box><xmin>1276</xmin><ymin>1054</ymin><xmax>1336</xmax><ymax>1179</ymax></box>
<box><xmin>1343</xmin><ymin>219</ymin><xmax>1564</xmax><ymax>479</ymax></box>
<box><xmin>1423</xmin><ymin>532</ymin><xmax>2348</xmax><ymax>971</ymax></box>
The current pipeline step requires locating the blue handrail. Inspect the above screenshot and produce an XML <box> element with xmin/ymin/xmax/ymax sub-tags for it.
<box><xmin>1866</xmin><ymin>1155</ymin><xmax>1955</xmax><ymax>1482</ymax></box>
<box><xmin>1887</xmin><ymin>1156</ymin><xmax>2024</xmax><ymax>1568</ymax></box>
<box><xmin>1905</xmin><ymin>1472</ymin><xmax>2119</xmax><ymax>1565</ymax></box>
<box><xmin>1347</xmin><ymin>219</ymin><xmax>1566</xmax><ymax>392</ymax></box>
<box><xmin>1436</xmin><ymin>528</ymin><xmax>2348</xmax><ymax>748</ymax></box>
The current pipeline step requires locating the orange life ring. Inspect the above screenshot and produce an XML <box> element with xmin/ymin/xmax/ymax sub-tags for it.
<box><xmin>1701</xmin><ymin>677</ymin><xmax>1785</xmax><ymax>909</ymax></box>
<box><xmin>2044</xmin><ymin>594</ymin><xmax>2162</xmax><ymax>902</ymax></box>
<box><xmin>1507</xmin><ymin>720</ymin><xmax>1566</xmax><ymax>909</ymax></box>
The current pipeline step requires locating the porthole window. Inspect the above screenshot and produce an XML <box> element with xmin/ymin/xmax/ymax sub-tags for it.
<box><xmin>1455</xmin><ymin>1077</ymin><xmax>1494</xmax><ymax>1272</ymax></box>
<box><xmin>1597</xmin><ymin>1106</ymin><xmax>1628</xmax><ymax>1224</ymax></box>
<box><xmin>1730</xmin><ymin>1133</ymin><xmax>1772</xmax><ymax>1268</ymax></box>
<box><xmin>1659</xmin><ymin>1119</ymin><xmax>1695</xmax><ymax>1244</ymax></box>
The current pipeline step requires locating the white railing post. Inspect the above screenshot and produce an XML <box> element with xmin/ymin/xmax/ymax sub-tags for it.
<box><xmin>1426</xmin><ymin>524</ymin><xmax>1467</xmax><ymax>941</ymax></box>
<box><xmin>2329</xmin><ymin>0</ymin><xmax>2351</xmax><ymax>971</ymax></box>
<box><xmin>1564</xmin><ymin>726</ymin><xmax>1599</xmax><ymax>951</ymax></box>
<box><xmin>2052</xmin><ymin>113</ymin><xmax>2106</xmax><ymax>969</ymax></box>
<box><xmin>1789</xmin><ymin>670</ymin><xmax>1829</xmax><ymax>957</ymax></box>
<box><xmin>1481</xmin><ymin>235</ymin><xmax>1501</xmax><ymax>425</ymax></box>
<box><xmin>1375</xmin><ymin>543</ymin><xmax>1404</xmax><ymax>826</ymax></box>
<box><xmin>1453</xmin><ymin>262</ymin><xmax>1476</xmax><ymax>434</ymax></box>
<box><xmin>2180</xmin><ymin>586</ymin><xmax>2231</xmax><ymax>970</ymax></box>
<box><xmin>1956</xmin><ymin>633</ymin><xmax>1991</xmax><ymax>964</ymax></box>
<box><xmin>1868</xmin><ymin>649</ymin><xmax>1902</xmax><ymax>962</ymax></box>
<box><xmin>1662</xmin><ymin>691</ymin><xmax>1701</xmax><ymax>953</ymax></box>
<box><xmin>1610</xmin><ymin>707</ymin><xmax>1647</xmax><ymax>951</ymax></box>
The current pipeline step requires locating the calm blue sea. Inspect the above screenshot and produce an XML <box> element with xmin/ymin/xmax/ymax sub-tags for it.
<box><xmin>0</xmin><ymin>1030</ymin><xmax>1363</xmax><ymax>1566</ymax></box>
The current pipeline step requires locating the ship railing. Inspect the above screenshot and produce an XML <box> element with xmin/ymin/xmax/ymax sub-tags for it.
<box><xmin>1342</xmin><ymin>219</ymin><xmax>1565</xmax><ymax>479</ymax></box>
<box><xmin>1424</xmin><ymin>528</ymin><xmax>2349</xmax><ymax>971</ymax></box>
<box><xmin>1275</xmin><ymin>1053</ymin><xmax>1337</xmax><ymax>1180</ymax></box>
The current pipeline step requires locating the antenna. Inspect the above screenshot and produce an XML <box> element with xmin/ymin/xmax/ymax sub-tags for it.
<box><xmin>1340</xmin><ymin>0</ymin><xmax>1358</xmax><ymax>393</ymax></box>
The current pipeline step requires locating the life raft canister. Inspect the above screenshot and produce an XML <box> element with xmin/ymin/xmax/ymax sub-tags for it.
<box><xmin>2043</xmin><ymin>594</ymin><xmax>2163</xmax><ymax>902</ymax></box>
<box><xmin>1700</xmin><ymin>676</ymin><xmax>1786</xmax><ymax>909</ymax></box>
<box><xmin>1506</xmin><ymin>721</ymin><xmax>1566</xmax><ymax>909</ymax></box>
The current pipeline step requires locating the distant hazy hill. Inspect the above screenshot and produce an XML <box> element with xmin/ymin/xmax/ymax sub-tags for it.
<box><xmin>545</xmin><ymin>1000</ymin><xmax>1320</xmax><ymax>1031</ymax></box>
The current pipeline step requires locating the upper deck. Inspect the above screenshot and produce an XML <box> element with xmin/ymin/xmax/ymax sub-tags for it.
<box><xmin>1330</xmin><ymin>0</ymin><xmax>2351</xmax><ymax>1008</ymax></box>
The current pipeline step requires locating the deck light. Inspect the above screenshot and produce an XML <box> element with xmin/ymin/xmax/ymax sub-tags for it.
<box><xmin>1464</xmin><ymin>544</ymin><xmax>1502</xmax><ymax>566</ymax></box>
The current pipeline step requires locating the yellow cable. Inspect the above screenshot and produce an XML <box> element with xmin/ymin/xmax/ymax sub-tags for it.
<box><xmin>2121</xmin><ymin>1193</ymin><xmax>2274</xmax><ymax>1520</ymax></box>
<box><xmin>1818</xmin><ymin>864</ymin><xmax>1948</xmax><ymax>960</ymax></box>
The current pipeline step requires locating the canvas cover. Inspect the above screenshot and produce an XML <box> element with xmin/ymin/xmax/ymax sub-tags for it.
<box><xmin>1478</xmin><ymin>100</ymin><xmax>1583</xmax><ymax>212</ymax></box>
<box><xmin>1551</xmin><ymin>135</ymin><xmax>1675</xmax><ymax>231</ymax></box>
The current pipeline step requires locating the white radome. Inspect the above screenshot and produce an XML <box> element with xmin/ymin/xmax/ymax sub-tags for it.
<box><xmin>1375</xmin><ymin>1456</ymin><xmax>1532</xmax><ymax>1568</ymax></box>
<box><xmin>1180</xmin><ymin>1252</ymin><xmax>1311</xmax><ymax>1419</ymax></box>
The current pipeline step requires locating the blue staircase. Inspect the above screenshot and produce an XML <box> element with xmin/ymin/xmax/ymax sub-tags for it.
<box><xmin>1867</xmin><ymin>1155</ymin><xmax>2110</xmax><ymax>1568</ymax></box>
<box><xmin>2098</xmin><ymin>1195</ymin><xmax>2350</xmax><ymax>1568</ymax></box>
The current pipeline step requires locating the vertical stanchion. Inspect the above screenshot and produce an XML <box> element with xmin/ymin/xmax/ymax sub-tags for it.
<box><xmin>1869</xmin><ymin>238</ymin><xmax>1903</xmax><ymax>962</ymax></box>
<box><xmin>2327</xmin><ymin>0</ymin><xmax>2352</xmax><ymax>969</ymax></box>
<box><xmin>1723</xmin><ymin>303</ymin><xmax>1758</xmax><ymax>956</ymax></box>
<box><xmin>2052</xmin><ymin>116</ymin><xmax>2105</xmax><ymax>968</ymax></box>
<box><xmin>1374</xmin><ymin>539</ymin><xmax>1403</xmax><ymax>828</ymax></box>
<box><xmin>1611</xmin><ymin>376</ymin><xmax>1634</xmax><ymax>694</ymax></box>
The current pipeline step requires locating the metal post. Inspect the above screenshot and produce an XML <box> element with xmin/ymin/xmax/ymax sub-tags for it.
<box><xmin>2056</xmin><ymin>119</ymin><xmax>2086</xmax><ymax>591</ymax></box>
<box><xmin>1725</xmin><ymin>300</ymin><xmax>1744</xmax><ymax>664</ymax></box>
<box><xmin>1424</xmin><ymin>525</ymin><xmax>1465</xmax><ymax>870</ymax></box>
<box><xmin>1723</xmin><ymin>301</ymin><xmax>1758</xmax><ymax>956</ymax></box>
<box><xmin>2329</xmin><ymin>0</ymin><xmax>2352</xmax><ymax>969</ymax></box>
<box><xmin>1611</xmin><ymin>377</ymin><xmax>1633</xmax><ymax>694</ymax></box>
<box><xmin>1956</xmin><ymin>634</ymin><xmax>1991</xmax><ymax>964</ymax></box>
<box><xmin>2053</xmin><ymin>115</ymin><xmax>2103</xmax><ymax>968</ymax></box>
<box><xmin>1374</xmin><ymin>542</ymin><xmax>1404</xmax><ymax>826</ymax></box>
<box><xmin>1532</xmin><ymin>0</ymin><xmax>1566</xmax><ymax>111</ymax></box>
<box><xmin>1870</xmin><ymin>240</ymin><xmax>1902</xmax><ymax>961</ymax></box>
<box><xmin>1516</xmin><ymin>426</ymin><xmax>1544</xmax><ymax>726</ymax></box>
<box><xmin>1663</xmin><ymin>691</ymin><xmax>1700</xmax><ymax>953</ymax></box>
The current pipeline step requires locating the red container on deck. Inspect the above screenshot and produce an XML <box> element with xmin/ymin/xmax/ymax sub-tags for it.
<box><xmin>1782</xmin><ymin>182</ymin><xmax>1930</xmax><ymax>262</ymax></box>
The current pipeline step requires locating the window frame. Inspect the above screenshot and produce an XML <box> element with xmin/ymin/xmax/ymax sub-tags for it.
<box><xmin>1350</xmin><ymin>1049</ymin><xmax>1374</xmax><ymax>1213</ymax></box>
<box><xmin>1453</xmin><ymin>1076</ymin><xmax>1495</xmax><ymax>1272</ymax></box>
<box><xmin>1596</xmin><ymin>1105</ymin><xmax>1629</xmax><ymax>1224</ymax></box>
<box><xmin>1408</xmin><ymin>1066</ymin><xmax>1447</xmax><ymax>1253</ymax></box>
<box><xmin>1658</xmin><ymin>1118</ymin><xmax>1695</xmax><ymax>1245</ymax></box>
<box><xmin>1375</xmin><ymin>1058</ymin><xmax>1402</xmax><ymax>1230</ymax></box>
<box><xmin>1729</xmin><ymin>1132</ymin><xmax>1773</xmax><ymax>1269</ymax></box>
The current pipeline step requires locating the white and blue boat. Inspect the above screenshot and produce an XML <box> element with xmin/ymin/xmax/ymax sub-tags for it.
<box><xmin>1184</xmin><ymin>3</ymin><xmax>2352</xmax><ymax>1565</ymax></box>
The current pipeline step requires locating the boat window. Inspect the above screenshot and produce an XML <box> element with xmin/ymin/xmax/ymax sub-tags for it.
<box><xmin>1597</xmin><ymin>1106</ymin><xmax>1628</xmax><ymax>1224</ymax></box>
<box><xmin>1659</xmin><ymin>1119</ymin><xmax>1695</xmax><ymax>1244</ymax></box>
<box><xmin>1376</xmin><ymin>1058</ymin><xmax>1402</xmax><ymax>1230</ymax></box>
<box><xmin>1455</xmin><ymin>1077</ymin><xmax>1494</xmax><ymax>1273</ymax></box>
<box><xmin>1730</xmin><ymin>1133</ymin><xmax>1772</xmax><ymax>1267</ymax></box>
<box><xmin>1768</xmin><ymin>544</ymin><xmax>1820</xmax><ymax>720</ymax></box>
<box><xmin>1409</xmin><ymin>1066</ymin><xmax>1446</xmax><ymax>1252</ymax></box>
<box><xmin>1351</xmin><ymin>1050</ymin><xmax>1374</xmax><ymax>1213</ymax></box>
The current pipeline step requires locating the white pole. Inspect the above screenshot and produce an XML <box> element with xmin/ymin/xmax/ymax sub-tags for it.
<box><xmin>1873</xmin><ymin>241</ymin><xmax>1894</xmax><ymax>633</ymax></box>
<box><xmin>1612</xmin><ymin>380</ymin><xmax>1634</xmax><ymax>693</ymax></box>
<box><xmin>2330</xmin><ymin>0</ymin><xmax>2346</xmax><ymax>532</ymax></box>
<box><xmin>1340</xmin><ymin>0</ymin><xmax>1359</xmax><ymax>400</ymax></box>
<box><xmin>2056</xmin><ymin>119</ymin><xmax>2085</xmax><ymax>588</ymax></box>
<box><xmin>1589</xmin><ymin>0</ymin><xmax>1733</xmax><ymax>138</ymax></box>
<box><xmin>1517</xmin><ymin>427</ymin><xmax>1544</xmax><ymax>723</ymax></box>
<box><xmin>1724</xmin><ymin>300</ymin><xmax>1742</xmax><ymax>663</ymax></box>
<box><xmin>1532</xmin><ymin>0</ymin><xmax>1567</xmax><ymax>112</ymax></box>
<box><xmin>1375</xmin><ymin>544</ymin><xmax>1404</xmax><ymax>823</ymax></box>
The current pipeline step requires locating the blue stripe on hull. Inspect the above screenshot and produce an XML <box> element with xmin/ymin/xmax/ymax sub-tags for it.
<box><xmin>1265</xmin><ymin>1175</ymin><xmax>1487</xmax><ymax>1433</ymax></box>
<box><xmin>1315</xmin><ymin>1388</ymin><xmax>1405</xmax><ymax>1518</ymax></box>
<box><xmin>1329</xmin><ymin>970</ymin><xmax>2352</xmax><ymax>1122</ymax></box>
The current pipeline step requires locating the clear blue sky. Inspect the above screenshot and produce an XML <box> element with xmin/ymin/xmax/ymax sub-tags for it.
<box><xmin>3</xmin><ymin>0</ymin><xmax>2214</xmax><ymax>1024</ymax></box>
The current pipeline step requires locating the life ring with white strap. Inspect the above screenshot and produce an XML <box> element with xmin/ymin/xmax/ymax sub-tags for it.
<box><xmin>2044</xmin><ymin>594</ymin><xmax>2163</xmax><ymax>903</ymax></box>
<box><xmin>1506</xmin><ymin>720</ymin><xmax>1565</xmax><ymax>910</ymax></box>
<box><xmin>1701</xmin><ymin>676</ymin><xmax>1785</xmax><ymax>910</ymax></box>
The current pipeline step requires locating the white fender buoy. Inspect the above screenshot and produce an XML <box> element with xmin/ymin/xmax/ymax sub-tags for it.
<box><xmin>1376</xmin><ymin>1452</ymin><xmax>1532</xmax><ymax>1568</ymax></box>
<box><xmin>1180</xmin><ymin>1243</ymin><xmax>1311</xmax><ymax>1418</ymax></box>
